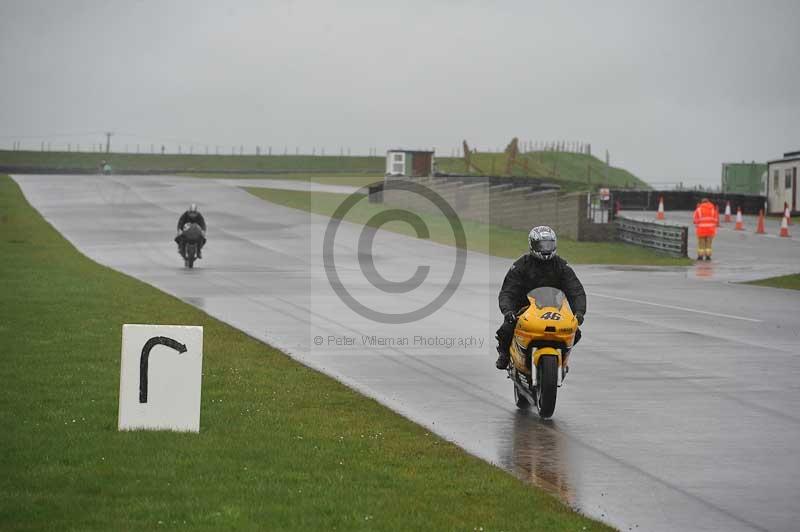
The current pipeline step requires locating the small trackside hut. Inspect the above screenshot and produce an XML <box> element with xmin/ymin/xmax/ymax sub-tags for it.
<box><xmin>385</xmin><ymin>149</ymin><xmax>435</xmax><ymax>178</ymax></box>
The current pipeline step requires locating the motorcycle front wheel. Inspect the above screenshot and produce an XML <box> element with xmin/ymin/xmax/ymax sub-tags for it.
<box><xmin>184</xmin><ymin>244</ymin><xmax>196</xmax><ymax>268</ymax></box>
<box><xmin>536</xmin><ymin>356</ymin><xmax>558</xmax><ymax>418</ymax></box>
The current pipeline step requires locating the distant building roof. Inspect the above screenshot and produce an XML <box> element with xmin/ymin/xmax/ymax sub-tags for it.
<box><xmin>768</xmin><ymin>150</ymin><xmax>800</xmax><ymax>165</ymax></box>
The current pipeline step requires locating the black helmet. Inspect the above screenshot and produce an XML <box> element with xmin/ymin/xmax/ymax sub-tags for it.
<box><xmin>528</xmin><ymin>225</ymin><xmax>557</xmax><ymax>261</ymax></box>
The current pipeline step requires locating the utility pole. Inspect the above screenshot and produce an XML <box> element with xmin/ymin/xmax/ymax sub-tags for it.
<box><xmin>105</xmin><ymin>132</ymin><xmax>114</xmax><ymax>153</ymax></box>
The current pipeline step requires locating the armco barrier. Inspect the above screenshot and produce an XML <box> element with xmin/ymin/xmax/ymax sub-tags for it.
<box><xmin>615</xmin><ymin>216</ymin><xmax>688</xmax><ymax>257</ymax></box>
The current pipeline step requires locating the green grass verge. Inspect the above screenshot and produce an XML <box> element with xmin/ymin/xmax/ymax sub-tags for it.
<box><xmin>1</xmin><ymin>149</ymin><xmax>649</xmax><ymax>193</ymax></box>
<box><xmin>744</xmin><ymin>273</ymin><xmax>800</xmax><ymax>290</ymax></box>
<box><xmin>0</xmin><ymin>174</ymin><xmax>611</xmax><ymax>531</ymax></box>
<box><xmin>179</xmin><ymin>172</ymin><xmax>381</xmax><ymax>188</ymax></box>
<box><xmin>437</xmin><ymin>151</ymin><xmax>648</xmax><ymax>191</ymax></box>
<box><xmin>0</xmin><ymin>150</ymin><xmax>384</xmax><ymax>174</ymax></box>
<box><xmin>245</xmin><ymin>187</ymin><xmax>690</xmax><ymax>266</ymax></box>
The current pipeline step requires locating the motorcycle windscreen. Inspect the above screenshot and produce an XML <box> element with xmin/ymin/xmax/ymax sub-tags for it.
<box><xmin>183</xmin><ymin>224</ymin><xmax>204</xmax><ymax>241</ymax></box>
<box><xmin>527</xmin><ymin>286</ymin><xmax>571</xmax><ymax>312</ymax></box>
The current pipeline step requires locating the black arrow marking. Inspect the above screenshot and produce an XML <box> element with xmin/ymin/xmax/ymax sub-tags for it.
<box><xmin>139</xmin><ymin>336</ymin><xmax>188</xmax><ymax>403</ymax></box>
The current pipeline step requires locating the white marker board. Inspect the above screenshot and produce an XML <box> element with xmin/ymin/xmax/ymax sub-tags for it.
<box><xmin>118</xmin><ymin>324</ymin><xmax>203</xmax><ymax>433</ymax></box>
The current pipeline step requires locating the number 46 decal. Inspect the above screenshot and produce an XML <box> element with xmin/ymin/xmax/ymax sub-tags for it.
<box><xmin>541</xmin><ymin>311</ymin><xmax>562</xmax><ymax>320</ymax></box>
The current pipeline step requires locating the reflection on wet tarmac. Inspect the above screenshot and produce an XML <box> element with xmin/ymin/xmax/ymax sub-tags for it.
<box><xmin>607</xmin><ymin>265</ymin><xmax>673</xmax><ymax>272</ymax></box>
<box><xmin>500</xmin><ymin>411</ymin><xmax>574</xmax><ymax>506</ymax></box>
<box><xmin>693</xmin><ymin>261</ymin><xmax>714</xmax><ymax>279</ymax></box>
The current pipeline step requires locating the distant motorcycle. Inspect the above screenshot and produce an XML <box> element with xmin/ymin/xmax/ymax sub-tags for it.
<box><xmin>507</xmin><ymin>286</ymin><xmax>579</xmax><ymax>418</ymax></box>
<box><xmin>177</xmin><ymin>222</ymin><xmax>205</xmax><ymax>268</ymax></box>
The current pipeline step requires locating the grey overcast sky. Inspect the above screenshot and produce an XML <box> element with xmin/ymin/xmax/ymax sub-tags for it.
<box><xmin>1</xmin><ymin>0</ymin><xmax>798</xmax><ymax>185</ymax></box>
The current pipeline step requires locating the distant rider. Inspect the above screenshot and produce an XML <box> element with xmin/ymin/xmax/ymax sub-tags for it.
<box><xmin>175</xmin><ymin>203</ymin><xmax>207</xmax><ymax>258</ymax></box>
<box><xmin>495</xmin><ymin>225</ymin><xmax>587</xmax><ymax>370</ymax></box>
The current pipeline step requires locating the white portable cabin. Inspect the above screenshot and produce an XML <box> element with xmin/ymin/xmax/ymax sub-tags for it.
<box><xmin>766</xmin><ymin>150</ymin><xmax>799</xmax><ymax>214</ymax></box>
<box><xmin>386</xmin><ymin>149</ymin><xmax>435</xmax><ymax>177</ymax></box>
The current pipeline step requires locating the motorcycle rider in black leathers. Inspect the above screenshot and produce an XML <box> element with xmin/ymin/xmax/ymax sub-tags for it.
<box><xmin>175</xmin><ymin>203</ymin><xmax>207</xmax><ymax>258</ymax></box>
<box><xmin>495</xmin><ymin>225</ymin><xmax>586</xmax><ymax>370</ymax></box>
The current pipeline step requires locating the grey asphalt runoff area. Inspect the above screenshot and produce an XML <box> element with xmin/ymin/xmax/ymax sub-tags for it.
<box><xmin>14</xmin><ymin>174</ymin><xmax>800</xmax><ymax>532</ymax></box>
<box><xmin>620</xmin><ymin>209</ymin><xmax>800</xmax><ymax>282</ymax></box>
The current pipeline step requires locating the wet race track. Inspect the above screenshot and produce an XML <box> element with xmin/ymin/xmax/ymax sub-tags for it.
<box><xmin>14</xmin><ymin>174</ymin><xmax>800</xmax><ymax>532</ymax></box>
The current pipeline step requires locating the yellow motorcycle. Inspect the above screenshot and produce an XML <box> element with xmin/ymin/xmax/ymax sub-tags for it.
<box><xmin>508</xmin><ymin>286</ymin><xmax>579</xmax><ymax>418</ymax></box>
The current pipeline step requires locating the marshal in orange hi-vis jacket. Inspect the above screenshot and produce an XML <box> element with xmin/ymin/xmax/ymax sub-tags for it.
<box><xmin>693</xmin><ymin>198</ymin><xmax>719</xmax><ymax>260</ymax></box>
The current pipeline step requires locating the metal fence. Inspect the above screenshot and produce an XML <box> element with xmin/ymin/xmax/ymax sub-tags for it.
<box><xmin>615</xmin><ymin>216</ymin><xmax>688</xmax><ymax>257</ymax></box>
<box><xmin>586</xmin><ymin>192</ymin><xmax>614</xmax><ymax>223</ymax></box>
<box><xmin>613</xmin><ymin>189</ymin><xmax>766</xmax><ymax>215</ymax></box>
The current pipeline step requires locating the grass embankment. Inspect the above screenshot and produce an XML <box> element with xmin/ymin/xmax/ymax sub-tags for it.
<box><xmin>0</xmin><ymin>150</ymin><xmax>384</xmax><ymax>175</ymax></box>
<box><xmin>437</xmin><ymin>151</ymin><xmax>648</xmax><ymax>192</ymax></box>
<box><xmin>181</xmin><ymin>172</ymin><xmax>380</xmax><ymax>188</ymax></box>
<box><xmin>0</xmin><ymin>174</ymin><xmax>611</xmax><ymax>531</ymax></box>
<box><xmin>744</xmin><ymin>273</ymin><xmax>800</xmax><ymax>290</ymax></box>
<box><xmin>247</xmin><ymin>187</ymin><xmax>690</xmax><ymax>266</ymax></box>
<box><xmin>1</xmin><ymin>149</ymin><xmax>649</xmax><ymax>193</ymax></box>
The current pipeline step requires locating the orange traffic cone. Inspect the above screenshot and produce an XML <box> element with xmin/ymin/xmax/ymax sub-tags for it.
<box><xmin>724</xmin><ymin>201</ymin><xmax>731</xmax><ymax>223</ymax></box>
<box><xmin>734</xmin><ymin>207</ymin><xmax>744</xmax><ymax>230</ymax></box>
<box><xmin>656</xmin><ymin>196</ymin><xmax>665</xmax><ymax>220</ymax></box>
<box><xmin>755</xmin><ymin>210</ymin><xmax>766</xmax><ymax>234</ymax></box>
<box><xmin>780</xmin><ymin>215</ymin><xmax>791</xmax><ymax>237</ymax></box>
<box><xmin>785</xmin><ymin>203</ymin><xmax>793</xmax><ymax>225</ymax></box>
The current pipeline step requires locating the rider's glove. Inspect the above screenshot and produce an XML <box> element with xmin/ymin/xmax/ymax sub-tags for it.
<box><xmin>504</xmin><ymin>311</ymin><xmax>517</xmax><ymax>324</ymax></box>
<box><xmin>575</xmin><ymin>313</ymin><xmax>584</xmax><ymax>326</ymax></box>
